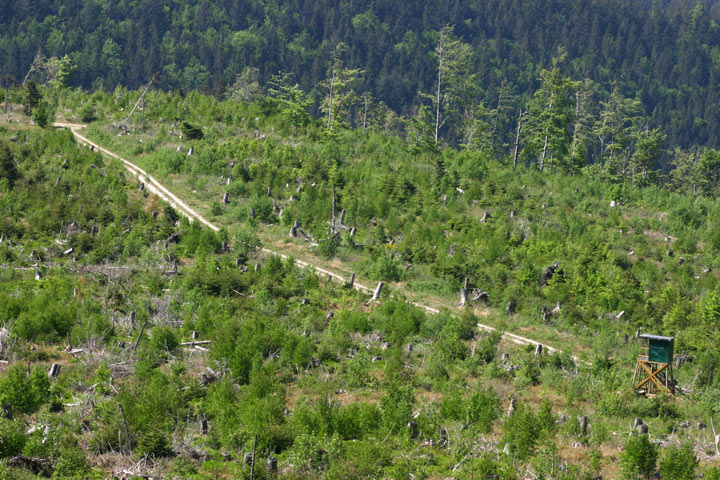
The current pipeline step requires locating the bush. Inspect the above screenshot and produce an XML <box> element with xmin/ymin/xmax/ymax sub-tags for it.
<box><xmin>619</xmin><ymin>434</ymin><xmax>658</xmax><ymax>479</ymax></box>
<box><xmin>79</xmin><ymin>101</ymin><xmax>97</xmax><ymax>122</ymax></box>
<box><xmin>0</xmin><ymin>364</ymin><xmax>50</xmax><ymax>415</ymax></box>
<box><xmin>0</xmin><ymin>418</ymin><xmax>26</xmax><ymax>458</ymax></box>
<box><xmin>501</xmin><ymin>403</ymin><xmax>542</xmax><ymax>459</ymax></box>
<box><xmin>465</xmin><ymin>388</ymin><xmax>501</xmax><ymax>432</ymax></box>
<box><xmin>380</xmin><ymin>383</ymin><xmax>414</xmax><ymax>434</ymax></box>
<box><xmin>137</xmin><ymin>430</ymin><xmax>173</xmax><ymax>457</ymax></box>
<box><xmin>659</xmin><ymin>444</ymin><xmax>698</xmax><ymax>480</ymax></box>
<box><xmin>181</xmin><ymin>121</ymin><xmax>204</xmax><ymax>140</ymax></box>
<box><xmin>317</xmin><ymin>236</ymin><xmax>339</xmax><ymax>259</ymax></box>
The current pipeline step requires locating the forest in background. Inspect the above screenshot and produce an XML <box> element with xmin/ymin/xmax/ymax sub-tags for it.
<box><xmin>4</xmin><ymin>0</ymin><xmax>720</xmax><ymax>153</ymax></box>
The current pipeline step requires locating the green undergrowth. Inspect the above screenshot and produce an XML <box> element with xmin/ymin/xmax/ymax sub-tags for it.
<box><xmin>0</xmin><ymin>94</ymin><xmax>718</xmax><ymax>478</ymax></box>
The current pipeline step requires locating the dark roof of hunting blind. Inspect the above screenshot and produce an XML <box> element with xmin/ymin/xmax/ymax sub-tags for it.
<box><xmin>638</xmin><ymin>334</ymin><xmax>674</xmax><ymax>342</ymax></box>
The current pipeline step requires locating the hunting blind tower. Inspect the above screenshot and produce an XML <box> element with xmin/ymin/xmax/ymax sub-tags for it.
<box><xmin>633</xmin><ymin>334</ymin><xmax>675</xmax><ymax>398</ymax></box>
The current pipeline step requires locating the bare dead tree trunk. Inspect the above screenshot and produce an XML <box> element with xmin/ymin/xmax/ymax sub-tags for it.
<box><xmin>123</xmin><ymin>73</ymin><xmax>158</xmax><ymax>125</ymax></box>
<box><xmin>537</xmin><ymin>134</ymin><xmax>548</xmax><ymax>172</ymax></box>
<box><xmin>22</xmin><ymin>52</ymin><xmax>44</xmax><ymax>86</ymax></box>
<box><xmin>513</xmin><ymin>110</ymin><xmax>526</xmax><ymax>169</ymax></box>
<box><xmin>434</xmin><ymin>30</ymin><xmax>448</xmax><ymax>146</ymax></box>
<box><xmin>250</xmin><ymin>433</ymin><xmax>257</xmax><ymax>480</ymax></box>
<box><xmin>331</xmin><ymin>184</ymin><xmax>336</xmax><ymax>234</ymax></box>
<box><xmin>570</xmin><ymin>90</ymin><xmax>580</xmax><ymax>174</ymax></box>
<box><xmin>348</xmin><ymin>273</ymin><xmax>355</xmax><ymax>289</ymax></box>
<box><xmin>133</xmin><ymin>321</ymin><xmax>147</xmax><ymax>351</ymax></box>
<box><xmin>362</xmin><ymin>91</ymin><xmax>370</xmax><ymax>132</ymax></box>
<box><xmin>118</xmin><ymin>403</ymin><xmax>132</xmax><ymax>452</ymax></box>
<box><xmin>539</xmin><ymin>98</ymin><xmax>554</xmax><ymax>173</ymax></box>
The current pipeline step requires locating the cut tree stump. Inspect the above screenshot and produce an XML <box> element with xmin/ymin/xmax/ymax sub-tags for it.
<box><xmin>372</xmin><ymin>282</ymin><xmax>384</xmax><ymax>301</ymax></box>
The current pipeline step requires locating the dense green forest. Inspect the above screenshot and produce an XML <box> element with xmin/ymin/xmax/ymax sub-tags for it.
<box><xmin>4</xmin><ymin>0</ymin><xmax>720</xmax><ymax>152</ymax></box>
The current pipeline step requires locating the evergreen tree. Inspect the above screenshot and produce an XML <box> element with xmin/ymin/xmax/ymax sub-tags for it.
<box><xmin>0</xmin><ymin>140</ymin><xmax>18</xmax><ymax>187</ymax></box>
<box><xmin>23</xmin><ymin>80</ymin><xmax>40</xmax><ymax>115</ymax></box>
<box><xmin>593</xmin><ymin>88</ymin><xmax>643</xmax><ymax>178</ymax></box>
<box><xmin>267</xmin><ymin>72</ymin><xmax>313</xmax><ymax>138</ymax></box>
<box><xmin>525</xmin><ymin>49</ymin><xmax>581</xmax><ymax>173</ymax></box>
<box><xmin>619</xmin><ymin>434</ymin><xmax>658</xmax><ymax>479</ymax></box>
<box><xmin>425</xmin><ymin>25</ymin><xmax>472</xmax><ymax>145</ymax></box>
<box><xmin>630</xmin><ymin>127</ymin><xmax>665</xmax><ymax>186</ymax></box>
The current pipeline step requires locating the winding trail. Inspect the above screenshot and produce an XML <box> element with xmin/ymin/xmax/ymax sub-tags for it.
<box><xmin>55</xmin><ymin>122</ymin><xmax>567</xmax><ymax>357</ymax></box>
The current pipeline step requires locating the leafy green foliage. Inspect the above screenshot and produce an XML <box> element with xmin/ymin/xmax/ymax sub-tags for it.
<box><xmin>180</xmin><ymin>121</ymin><xmax>204</xmax><ymax>140</ymax></box>
<box><xmin>0</xmin><ymin>365</ymin><xmax>50</xmax><ymax>415</ymax></box>
<box><xmin>620</xmin><ymin>434</ymin><xmax>658</xmax><ymax>479</ymax></box>
<box><xmin>659</xmin><ymin>444</ymin><xmax>698</xmax><ymax>480</ymax></box>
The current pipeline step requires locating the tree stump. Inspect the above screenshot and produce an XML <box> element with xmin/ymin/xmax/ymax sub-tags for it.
<box><xmin>578</xmin><ymin>415</ymin><xmax>588</xmax><ymax>436</ymax></box>
<box><xmin>289</xmin><ymin>221</ymin><xmax>298</xmax><ymax>238</ymax></box>
<box><xmin>439</xmin><ymin>428</ymin><xmax>448</xmax><ymax>447</ymax></box>
<box><xmin>551</xmin><ymin>301</ymin><xmax>562</xmax><ymax>314</ymax></box>
<box><xmin>460</xmin><ymin>277</ymin><xmax>469</xmax><ymax>306</ymax></box>
<box><xmin>534</xmin><ymin>344</ymin><xmax>543</xmax><ymax>357</ymax></box>
<box><xmin>372</xmin><ymin>282</ymin><xmax>384</xmax><ymax>301</ymax></box>
<box><xmin>2</xmin><ymin>402</ymin><xmax>12</xmax><ymax>420</ymax></box>
<box><xmin>222</xmin><ymin>192</ymin><xmax>229</xmax><ymax>204</ymax></box>
<box><xmin>267</xmin><ymin>456</ymin><xmax>278</xmax><ymax>474</ymax></box>
<box><xmin>506</xmin><ymin>300</ymin><xmax>516</xmax><ymax>314</ymax></box>
<box><xmin>508</xmin><ymin>398</ymin><xmax>516</xmax><ymax>416</ymax></box>
<box><xmin>408</xmin><ymin>421</ymin><xmax>418</xmax><ymax>439</ymax></box>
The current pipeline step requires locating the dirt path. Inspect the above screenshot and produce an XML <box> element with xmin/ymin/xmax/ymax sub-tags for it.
<box><xmin>55</xmin><ymin>122</ymin><xmax>568</xmax><ymax>358</ymax></box>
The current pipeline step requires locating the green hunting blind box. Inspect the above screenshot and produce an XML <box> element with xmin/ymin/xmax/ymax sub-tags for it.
<box><xmin>633</xmin><ymin>334</ymin><xmax>676</xmax><ymax>398</ymax></box>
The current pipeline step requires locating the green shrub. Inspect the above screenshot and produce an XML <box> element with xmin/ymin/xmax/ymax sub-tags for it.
<box><xmin>619</xmin><ymin>434</ymin><xmax>658</xmax><ymax>479</ymax></box>
<box><xmin>0</xmin><ymin>364</ymin><xmax>50</xmax><ymax>415</ymax></box>
<box><xmin>0</xmin><ymin>418</ymin><xmax>26</xmax><ymax>458</ymax></box>
<box><xmin>501</xmin><ymin>403</ymin><xmax>542</xmax><ymax>459</ymax></box>
<box><xmin>465</xmin><ymin>388</ymin><xmax>500</xmax><ymax>432</ymax></box>
<box><xmin>659</xmin><ymin>444</ymin><xmax>698</xmax><ymax>480</ymax></box>
<box><xmin>79</xmin><ymin>101</ymin><xmax>97</xmax><ymax>122</ymax></box>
